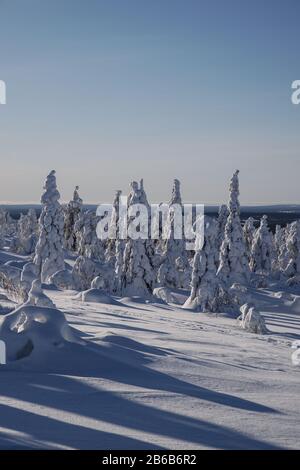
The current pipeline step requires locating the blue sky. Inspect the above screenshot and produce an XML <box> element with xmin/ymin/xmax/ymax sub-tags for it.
<box><xmin>0</xmin><ymin>0</ymin><xmax>299</xmax><ymax>204</ymax></box>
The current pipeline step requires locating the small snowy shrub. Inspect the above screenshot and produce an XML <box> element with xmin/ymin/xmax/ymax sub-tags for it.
<box><xmin>237</xmin><ymin>303</ymin><xmax>268</xmax><ymax>334</ymax></box>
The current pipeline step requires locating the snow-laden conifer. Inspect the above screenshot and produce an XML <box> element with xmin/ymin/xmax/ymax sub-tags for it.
<box><xmin>217</xmin><ymin>170</ymin><xmax>250</xmax><ymax>286</ymax></box>
<box><xmin>250</xmin><ymin>215</ymin><xmax>275</xmax><ymax>275</ymax></box>
<box><xmin>63</xmin><ymin>185</ymin><xmax>83</xmax><ymax>251</ymax></box>
<box><xmin>183</xmin><ymin>216</ymin><xmax>221</xmax><ymax>312</ymax></box>
<box><xmin>22</xmin><ymin>171</ymin><xmax>65</xmax><ymax>284</ymax></box>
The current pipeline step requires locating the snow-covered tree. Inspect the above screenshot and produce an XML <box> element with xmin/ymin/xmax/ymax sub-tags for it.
<box><xmin>217</xmin><ymin>170</ymin><xmax>250</xmax><ymax>286</ymax></box>
<box><xmin>284</xmin><ymin>220</ymin><xmax>300</xmax><ymax>284</ymax></box>
<box><xmin>217</xmin><ymin>204</ymin><xmax>229</xmax><ymax>252</ymax></box>
<box><xmin>105</xmin><ymin>190</ymin><xmax>122</xmax><ymax>265</ymax></box>
<box><xmin>63</xmin><ymin>185</ymin><xmax>83</xmax><ymax>251</ymax></box>
<box><xmin>273</xmin><ymin>224</ymin><xmax>286</xmax><ymax>273</ymax></box>
<box><xmin>116</xmin><ymin>180</ymin><xmax>155</xmax><ymax>297</ymax></box>
<box><xmin>14</xmin><ymin>209</ymin><xmax>38</xmax><ymax>254</ymax></box>
<box><xmin>250</xmin><ymin>215</ymin><xmax>275</xmax><ymax>275</ymax></box>
<box><xmin>243</xmin><ymin>217</ymin><xmax>256</xmax><ymax>260</ymax></box>
<box><xmin>169</xmin><ymin>178</ymin><xmax>182</xmax><ymax>206</ymax></box>
<box><xmin>183</xmin><ymin>216</ymin><xmax>222</xmax><ymax>312</ymax></box>
<box><xmin>276</xmin><ymin>224</ymin><xmax>292</xmax><ymax>273</ymax></box>
<box><xmin>72</xmin><ymin>255</ymin><xmax>100</xmax><ymax>291</ymax></box>
<box><xmin>0</xmin><ymin>208</ymin><xmax>16</xmax><ymax>243</ymax></box>
<box><xmin>158</xmin><ymin>179</ymin><xmax>191</xmax><ymax>289</ymax></box>
<box><xmin>74</xmin><ymin>210</ymin><xmax>105</xmax><ymax>261</ymax></box>
<box><xmin>22</xmin><ymin>170</ymin><xmax>65</xmax><ymax>284</ymax></box>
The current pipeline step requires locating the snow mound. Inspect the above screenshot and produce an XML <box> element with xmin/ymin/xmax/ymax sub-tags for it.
<box><xmin>0</xmin><ymin>304</ymin><xmax>83</xmax><ymax>363</ymax></box>
<box><xmin>120</xmin><ymin>296</ymin><xmax>152</xmax><ymax>305</ymax></box>
<box><xmin>237</xmin><ymin>303</ymin><xmax>268</xmax><ymax>334</ymax></box>
<box><xmin>26</xmin><ymin>279</ymin><xmax>56</xmax><ymax>308</ymax></box>
<box><xmin>153</xmin><ymin>287</ymin><xmax>185</xmax><ymax>305</ymax></box>
<box><xmin>77</xmin><ymin>288</ymin><xmax>120</xmax><ymax>305</ymax></box>
<box><xmin>49</xmin><ymin>269</ymin><xmax>74</xmax><ymax>290</ymax></box>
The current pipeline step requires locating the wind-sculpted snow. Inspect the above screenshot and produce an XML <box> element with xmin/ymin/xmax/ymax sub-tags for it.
<box><xmin>76</xmin><ymin>288</ymin><xmax>122</xmax><ymax>305</ymax></box>
<box><xmin>0</xmin><ymin>304</ymin><xmax>83</xmax><ymax>365</ymax></box>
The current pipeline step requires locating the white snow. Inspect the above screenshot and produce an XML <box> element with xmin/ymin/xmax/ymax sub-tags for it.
<box><xmin>0</xmin><ymin>265</ymin><xmax>300</xmax><ymax>449</ymax></box>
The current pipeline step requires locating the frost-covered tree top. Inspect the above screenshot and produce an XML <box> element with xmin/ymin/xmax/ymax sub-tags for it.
<box><xmin>228</xmin><ymin>170</ymin><xmax>240</xmax><ymax>215</ymax></box>
<box><xmin>128</xmin><ymin>179</ymin><xmax>150</xmax><ymax>209</ymax></box>
<box><xmin>64</xmin><ymin>185</ymin><xmax>83</xmax><ymax>251</ymax></box>
<box><xmin>73</xmin><ymin>185</ymin><xmax>83</xmax><ymax>206</ymax></box>
<box><xmin>169</xmin><ymin>179</ymin><xmax>182</xmax><ymax>206</ymax></box>
<box><xmin>41</xmin><ymin>170</ymin><xmax>61</xmax><ymax>206</ymax></box>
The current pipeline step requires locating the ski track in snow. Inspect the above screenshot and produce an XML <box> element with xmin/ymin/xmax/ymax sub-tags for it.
<box><xmin>1</xmin><ymin>276</ymin><xmax>300</xmax><ymax>450</ymax></box>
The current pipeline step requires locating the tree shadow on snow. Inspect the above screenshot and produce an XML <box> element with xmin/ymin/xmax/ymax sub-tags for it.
<box><xmin>0</xmin><ymin>335</ymin><xmax>283</xmax><ymax>450</ymax></box>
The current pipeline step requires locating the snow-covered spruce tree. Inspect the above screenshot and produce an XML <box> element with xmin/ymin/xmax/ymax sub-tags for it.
<box><xmin>183</xmin><ymin>216</ymin><xmax>222</xmax><ymax>312</ymax></box>
<box><xmin>0</xmin><ymin>208</ymin><xmax>16</xmax><ymax>238</ymax></box>
<box><xmin>273</xmin><ymin>224</ymin><xmax>286</xmax><ymax>273</ymax></box>
<box><xmin>63</xmin><ymin>185</ymin><xmax>83</xmax><ymax>251</ymax></box>
<box><xmin>22</xmin><ymin>170</ymin><xmax>65</xmax><ymax>284</ymax></box>
<box><xmin>72</xmin><ymin>255</ymin><xmax>100</xmax><ymax>291</ymax></box>
<box><xmin>15</xmin><ymin>209</ymin><xmax>38</xmax><ymax>254</ymax></box>
<box><xmin>277</xmin><ymin>224</ymin><xmax>292</xmax><ymax>273</ymax></box>
<box><xmin>116</xmin><ymin>180</ymin><xmax>155</xmax><ymax>297</ymax></box>
<box><xmin>217</xmin><ymin>204</ymin><xmax>229</xmax><ymax>252</ymax></box>
<box><xmin>284</xmin><ymin>220</ymin><xmax>300</xmax><ymax>284</ymax></box>
<box><xmin>105</xmin><ymin>190</ymin><xmax>122</xmax><ymax>265</ymax></box>
<box><xmin>158</xmin><ymin>178</ymin><xmax>191</xmax><ymax>289</ymax></box>
<box><xmin>169</xmin><ymin>178</ymin><xmax>182</xmax><ymax>206</ymax></box>
<box><xmin>243</xmin><ymin>217</ymin><xmax>256</xmax><ymax>261</ymax></box>
<box><xmin>250</xmin><ymin>215</ymin><xmax>275</xmax><ymax>275</ymax></box>
<box><xmin>74</xmin><ymin>210</ymin><xmax>105</xmax><ymax>261</ymax></box>
<box><xmin>217</xmin><ymin>170</ymin><xmax>250</xmax><ymax>286</ymax></box>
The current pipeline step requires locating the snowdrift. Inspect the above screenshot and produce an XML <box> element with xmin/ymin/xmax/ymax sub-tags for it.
<box><xmin>153</xmin><ymin>287</ymin><xmax>187</xmax><ymax>305</ymax></box>
<box><xmin>0</xmin><ymin>304</ymin><xmax>84</xmax><ymax>365</ymax></box>
<box><xmin>76</xmin><ymin>288</ymin><xmax>121</xmax><ymax>305</ymax></box>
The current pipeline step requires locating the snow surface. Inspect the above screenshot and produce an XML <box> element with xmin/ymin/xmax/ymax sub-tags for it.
<box><xmin>0</xmin><ymin>251</ymin><xmax>300</xmax><ymax>450</ymax></box>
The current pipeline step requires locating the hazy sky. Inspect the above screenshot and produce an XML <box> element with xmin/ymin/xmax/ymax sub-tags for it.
<box><xmin>0</xmin><ymin>0</ymin><xmax>299</xmax><ymax>205</ymax></box>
